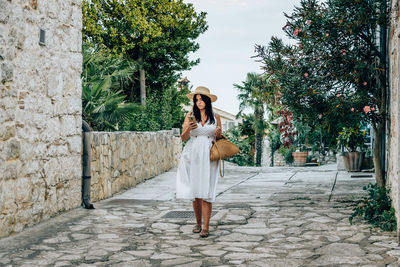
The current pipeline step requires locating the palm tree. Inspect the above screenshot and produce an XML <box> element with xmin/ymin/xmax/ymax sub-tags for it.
<box><xmin>234</xmin><ymin>73</ymin><xmax>276</xmax><ymax>166</ymax></box>
<box><xmin>82</xmin><ymin>44</ymin><xmax>141</xmax><ymax>131</ymax></box>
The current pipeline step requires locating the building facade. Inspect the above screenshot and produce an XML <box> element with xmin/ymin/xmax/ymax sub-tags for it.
<box><xmin>0</xmin><ymin>1</ymin><xmax>83</xmax><ymax>238</ymax></box>
<box><xmin>388</xmin><ymin>0</ymin><xmax>400</xmax><ymax>241</ymax></box>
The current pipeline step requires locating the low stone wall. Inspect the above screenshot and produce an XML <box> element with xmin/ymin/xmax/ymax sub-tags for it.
<box><xmin>90</xmin><ymin>130</ymin><xmax>181</xmax><ymax>202</ymax></box>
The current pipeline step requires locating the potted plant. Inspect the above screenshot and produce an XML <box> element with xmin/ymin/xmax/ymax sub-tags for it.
<box><xmin>292</xmin><ymin>144</ymin><xmax>308</xmax><ymax>167</ymax></box>
<box><xmin>291</xmin><ymin>121</ymin><xmax>310</xmax><ymax>167</ymax></box>
<box><xmin>337</xmin><ymin>126</ymin><xmax>367</xmax><ymax>172</ymax></box>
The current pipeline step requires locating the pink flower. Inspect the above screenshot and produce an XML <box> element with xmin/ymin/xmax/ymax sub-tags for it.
<box><xmin>306</xmin><ymin>20</ymin><xmax>311</xmax><ymax>25</ymax></box>
<box><xmin>342</xmin><ymin>52</ymin><xmax>346</xmax><ymax>55</ymax></box>
<box><xmin>371</xmin><ymin>107</ymin><xmax>375</xmax><ymax>111</ymax></box>
<box><xmin>336</xmin><ymin>93</ymin><xmax>340</xmax><ymax>97</ymax></box>
<box><xmin>351</xmin><ymin>108</ymin><xmax>355</xmax><ymax>112</ymax></box>
<box><xmin>294</xmin><ymin>28</ymin><xmax>301</xmax><ymax>36</ymax></box>
<box><xmin>325</xmin><ymin>33</ymin><xmax>329</xmax><ymax>37</ymax></box>
<box><xmin>363</xmin><ymin>81</ymin><xmax>367</xmax><ymax>86</ymax></box>
<box><xmin>363</xmin><ymin>106</ymin><xmax>371</xmax><ymax>113</ymax></box>
<box><xmin>304</xmin><ymin>72</ymin><xmax>309</xmax><ymax>77</ymax></box>
<box><xmin>317</xmin><ymin>56</ymin><xmax>321</xmax><ymax>60</ymax></box>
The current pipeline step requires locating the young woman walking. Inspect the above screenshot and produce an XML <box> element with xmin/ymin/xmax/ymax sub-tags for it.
<box><xmin>176</xmin><ymin>86</ymin><xmax>222</xmax><ymax>238</ymax></box>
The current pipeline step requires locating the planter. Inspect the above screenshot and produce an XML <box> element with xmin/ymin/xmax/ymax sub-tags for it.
<box><xmin>292</xmin><ymin>151</ymin><xmax>308</xmax><ymax>167</ymax></box>
<box><xmin>343</xmin><ymin>151</ymin><xmax>365</xmax><ymax>172</ymax></box>
<box><xmin>361</xmin><ymin>156</ymin><xmax>374</xmax><ymax>170</ymax></box>
<box><xmin>336</xmin><ymin>154</ymin><xmax>346</xmax><ymax>171</ymax></box>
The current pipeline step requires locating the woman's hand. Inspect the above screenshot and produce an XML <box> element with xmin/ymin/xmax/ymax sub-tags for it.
<box><xmin>188</xmin><ymin>122</ymin><xmax>198</xmax><ymax>131</ymax></box>
<box><xmin>181</xmin><ymin>113</ymin><xmax>197</xmax><ymax>141</ymax></box>
<box><xmin>216</xmin><ymin>126</ymin><xmax>222</xmax><ymax>137</ymax></box>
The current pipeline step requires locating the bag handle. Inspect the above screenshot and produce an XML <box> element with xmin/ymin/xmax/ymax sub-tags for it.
<box><xmin>219</xmin><ymin>159</ymin><xmax>224</xmax><ymax>177</ymax></box>
<box><xmin>212</xmin><ymin>140</ymin><xmax>224</xmax><ymax>177</ymax></box>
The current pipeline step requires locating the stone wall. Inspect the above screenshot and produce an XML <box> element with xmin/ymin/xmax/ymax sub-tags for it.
<box><xmin>90</xmin><ymin>130</ymin><xmax>182</xmax><ymax>202</ymax></box>
<box><xmin>388</xmin><ymin>0</ymin><xmax>400</xmax><ymax>241</ymax></box>
<box><xmin>0</xmin><ymin>1</ymin><xmax>82</xmax><ymax>238</ymax></box>
<box><xmin>261</xmin><ymin>138</ymin><xmax>272</xmax><ymax>167</ymax></box>
<box><xmin>273</xmin><ymin>151</ymin><xmax>286</xmax><ymax>167</ymax></box>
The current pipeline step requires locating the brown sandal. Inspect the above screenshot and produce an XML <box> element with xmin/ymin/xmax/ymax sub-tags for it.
<box><xmin>199</xmin><ymin>229</ymin><xmax>209</xmax><ymax>238</ymax></box>
<box><xmin>192</xmin><ymin>225</ymin><xmax>202</xmax><ymax>233</ymax></box>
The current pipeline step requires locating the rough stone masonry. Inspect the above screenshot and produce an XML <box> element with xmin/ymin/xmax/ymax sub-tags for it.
<box><xmin>0</xmin><ymin>0</ymin><xmax>83</xmax><ymax>238</ymax></box>
<box><xmin>388</xmin><ymin>0</ymin><xmax>400</xmax><ymax>241</ymax></box>
<box><xmin>89</xmin><ymin>131</ymin><xmax>182</xmax><ymax>202</ymax></box>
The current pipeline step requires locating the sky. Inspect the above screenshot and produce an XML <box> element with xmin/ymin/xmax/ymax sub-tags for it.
<box><xmin>182</xmin><ymin>0</ymin><xmax>301</xmax><ymax>115</ymax></box>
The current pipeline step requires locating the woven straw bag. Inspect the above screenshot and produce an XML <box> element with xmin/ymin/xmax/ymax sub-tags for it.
<box><xmin>210</xmin><ymin>135</ymin><xmax>240</xmax><ymax>177</ymax></box>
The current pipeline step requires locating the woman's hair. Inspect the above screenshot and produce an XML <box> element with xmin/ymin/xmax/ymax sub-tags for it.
<box><xmin>193</xmin><ymin>94</ymin><xmax>216</xmax><ymax>125</ymax></box>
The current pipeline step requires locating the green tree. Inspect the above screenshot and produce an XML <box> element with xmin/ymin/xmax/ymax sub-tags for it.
<box><xmin>234</xmin><ymin>73</ymin><xmax>277</xmax><ymax>166</ymax></box>
<box><xmin>225</xmin><ymin>120</ymin><xmax>255</xmax><ymax>166</ymax></box>
<box><xmin>256</xmin><ymin>0</ymin><xmax>388</xmax><ymax>184</ymax></box>
<box><xmin>82</xmin><ymin>0</ymin><xmax>208</xmax><ymax>106</ymax></box>
<box><xmin>122</xmin><ymin>85</ymin><xmax>190</xmax><ymax>131</ymax></box>
<box><xmin>82</xmin><ymin>44</ymin><xmax>140</xmax><ymax>131</ymax></box>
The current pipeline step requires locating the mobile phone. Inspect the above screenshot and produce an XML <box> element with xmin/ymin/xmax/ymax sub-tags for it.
<box><xmin>189</xmin><ymin>115</ymin><xmax>197</xmax><ymax>124</ymax></box>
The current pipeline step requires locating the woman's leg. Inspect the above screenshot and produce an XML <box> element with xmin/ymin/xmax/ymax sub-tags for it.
<box><xmin>192</xmin><ymin>198</ymin><xmax>202</xmax><ymax>228</ymax></box>
<box><xmin>201</xmin><ymin>200</ymin><xmax>212</xmax><ymax>236</ymax></box>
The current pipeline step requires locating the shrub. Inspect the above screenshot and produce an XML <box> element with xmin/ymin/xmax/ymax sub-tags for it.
<box><xmin>279</xmin><ymin>146</ymin><xmax>295</xmax><ymax>165</ymax></box>
<box><xmin>349</xmin><ymin>183</ymin><xmax>397</xmax><ymax>232</ymax></box>
<box><xmin>122</xmin><ymin>86</ymin><xmax>190</xmax><ymax>131</ymax></box>
<box><xmin>225</xmin><ymin>126</ymin><xmax>254</xmax><ymax>166</ymax></box>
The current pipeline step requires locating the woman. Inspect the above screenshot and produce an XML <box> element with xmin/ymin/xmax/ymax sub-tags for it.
<box><xmin>176</xmin><ymin>86</ymin><xmax>222</xmax><ymax>238</ymax></box>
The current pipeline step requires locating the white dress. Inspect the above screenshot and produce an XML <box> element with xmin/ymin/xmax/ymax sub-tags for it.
<box><xmin>176</xmin><ymin>117</ymin><xmax>220</xmax><ymax>203</ymax></box>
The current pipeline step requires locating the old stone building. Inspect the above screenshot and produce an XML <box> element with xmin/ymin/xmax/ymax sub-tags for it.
<box><xmin>0</xmin><ymin>1</ymin><xmax>83</xmax><ymax>237</ymax></box>
<box><xmin>388</xmin><ymin>0</ymin><xmax>400</xmax><ymax>240</ymax></box>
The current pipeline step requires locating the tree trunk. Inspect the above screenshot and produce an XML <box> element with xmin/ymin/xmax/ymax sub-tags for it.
<box><xmin>255</xmin><ymin>107</ymin><xmax>264</xmax><ymax>166</ymax></box>
<box><xmin>255</xmin><ymin>132</ymin><xmax>262</xmax><ymax>166</ymax></box>
<box><xmin>138</xmin><ymin>54</ymin><xmax>146</xmax><ymax>106</ymax></box>
<box><xmin>373</xmin><ymin>121</ymin><xmax>385</xmax><ymax>187</ymax></box>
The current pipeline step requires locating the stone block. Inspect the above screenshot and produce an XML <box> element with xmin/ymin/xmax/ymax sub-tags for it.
<box><xmin>5</xmin><ymin>138</ymin><xmax>20</xmax><ymax>160</ymax></box>
<box><xmin>47</xmin><ymin>71</ymin><xmax>63</xmax><ymax>98</ymax></box>
<box><xmin>44</xmin><ymin>158</ymin><xmax>60</xmax><ymax>186</ymax></box>
<box><xmin>47</xmin><ymin>144</ymin><xmax>69</xmax><ymax>157</ymax></box>
<box><xmin>0</xmin><ymin>179</ymin><xmax>17</xmax><ymax>213</ymax></box>
<box><xmin>65</xmin><ymin>96</ymin><xmax>81</xmax><ymax>114</ymax></box>
<box><xmin>40</xmin><ymin>117</ymin><xmax>61</xmax><ymax>143</ymax></box>
<box><xmin>21</xmin><ymin>159</ymin><xmax>40</xmax><ymax>177</ymax></box>
<box><xmin>15</xmin><ymin>177</ymin><xmax>33</xmax><ymax>203</ymax></box>
<box><xmin>61</xmin><ymin>115</ymin><xmax>77</xmax><ymax>136</ymax></box>
<box><xmin>0</xmin><ymin>122</ymin><xmax>15</xmax><ymax>141</ymax></box>
<box><xmin>0</xmin><ymin>161</ymin><xmax>18</xmax><ymax>180</ymax></box>
<box><xmin>32</xmin><ymin>113</ymin><xmax>47</xmax><ymax>129</ymax></box>
<box><xmin>1</xmin><ymin>62</ymin><xmax>13</xmax><ymax>83</ymax></box>
<box><xmin>0</xmin><ymin>1</ymin><xmax>9</xmax><ymax>24</ymax></box>
<box><xmin>67</xmin><ymin>135</ymin><xmax>82</xmax><ymax>155</ymax></box>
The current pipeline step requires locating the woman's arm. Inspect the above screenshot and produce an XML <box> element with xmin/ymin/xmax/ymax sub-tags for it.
<box><xmin>216</xmin><ymin>114</ymin><xmax>222</xmax><ymax>138</ymax></box>
<box><xmin>181</xmin><ymin>112</ymin><xmax>197</xmax><ymax>141</ymax></box>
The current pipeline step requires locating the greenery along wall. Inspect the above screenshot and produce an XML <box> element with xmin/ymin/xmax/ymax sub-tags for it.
<box><xmin>81</xmin><ymin>0</ymin><xmax>207</xmax><ymax>131</ymax></box>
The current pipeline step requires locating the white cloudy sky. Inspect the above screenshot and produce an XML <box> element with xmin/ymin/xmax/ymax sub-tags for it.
<box><xmin>182</xmin><ymin>0</ymin><xmax>301</xmax><ymax>115</ymax></box>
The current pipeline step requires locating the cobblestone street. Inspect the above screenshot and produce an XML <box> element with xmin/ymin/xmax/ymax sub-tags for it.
<box><xmin>1</xmin><ymin>163</ymin><xmax>400</xmax><ymax>266</ymax></box>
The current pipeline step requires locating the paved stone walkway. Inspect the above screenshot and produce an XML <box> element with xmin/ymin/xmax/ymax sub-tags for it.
<box><xmin>1</xmin><ymin>163</ymin><xmax>400</xmax><ymax>266</ymax></box>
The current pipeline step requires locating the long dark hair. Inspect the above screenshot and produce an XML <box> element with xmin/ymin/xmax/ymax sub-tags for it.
<box><xmin>193</xmin><ymin>94</ymin><xmax>216</xmax><ymax>125</ymax></box>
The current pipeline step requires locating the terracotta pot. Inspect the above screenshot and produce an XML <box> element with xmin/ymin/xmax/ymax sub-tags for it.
<box><xmin>343</xmin><ymin>152</ymin><xmax>365</xmax><ymax>172</ymax></box>
<box><xmin>292</xmin><ymin>151</ymin><xmax>308</xmax><ymax>167</ymax></box>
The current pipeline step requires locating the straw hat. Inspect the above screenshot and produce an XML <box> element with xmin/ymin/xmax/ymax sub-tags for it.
<box><xmin>186</xmin><ymin>86</ymin><xmax>217</xmax><ymax>102</ymax></box>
